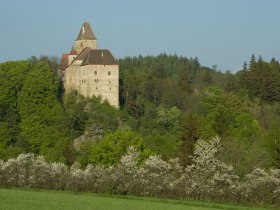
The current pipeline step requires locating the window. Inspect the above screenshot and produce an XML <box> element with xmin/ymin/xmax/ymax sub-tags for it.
<box><xmin>94</xmin><ymin>71</ymin><xmax>97</xmax><ymax>75</ymax></box>
<box><xmin>109</xmin><ymin>87</ymin><xmax>111</xmax><ymax>91</ymax></box>
<box><xmin>96</xmin><ymin>87</ymin><xmax>98</xmax><ymax>90</ymax></box>
<box><xmin>108</xmin><ymin>71</ymin><xmax>111</xmax><ymax>76</ymax></box>
<box><xmin>109</xmin><ymin>81</ymin><xmax>111</xmax><ymax>83</ymax></box>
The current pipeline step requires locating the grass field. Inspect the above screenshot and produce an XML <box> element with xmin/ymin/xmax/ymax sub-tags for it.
<box><xmin>0</xmin><ymin>188</ymin><xmax>270</xmax><ymax>210</ymax></box>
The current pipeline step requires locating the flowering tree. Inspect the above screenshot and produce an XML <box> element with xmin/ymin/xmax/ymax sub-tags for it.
<box><xmin>186</xmin><ymin>137</ymin><xmax>240</xmax><ymax>201</ymax></box>
<box><xmin>0</xmin><ymin>137</ymin><xmax>279</xmax><ymax>206</ymax></box>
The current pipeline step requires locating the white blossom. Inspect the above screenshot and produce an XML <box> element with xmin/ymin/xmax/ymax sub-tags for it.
<box><xmin>0</xmin><ymin>137</ymin><xmax>279</xmax><ymax>206</ymax></box>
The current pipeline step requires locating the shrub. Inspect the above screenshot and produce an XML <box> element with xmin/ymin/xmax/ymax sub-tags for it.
<box><xmin>0</xmin><ymin>137</ymin><xmax>279</xmax><ymax>206</ymax></box>
<box><xmin>241</xmin><ymin>168</ymin><xmax>280</xmax><ymax>205</ymax></box>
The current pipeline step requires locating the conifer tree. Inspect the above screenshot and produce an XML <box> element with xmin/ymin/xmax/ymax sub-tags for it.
<box><xmin>179</xmin><ymin>112</ymin><xmax>200</xmax><ymax>165</ymax></box>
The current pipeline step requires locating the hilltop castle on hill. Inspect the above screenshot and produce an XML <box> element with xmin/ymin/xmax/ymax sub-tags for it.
<box><xmin>59</xmin><ymin>22</ymin><xmax>119</xmax><ymax>107</ymax></box>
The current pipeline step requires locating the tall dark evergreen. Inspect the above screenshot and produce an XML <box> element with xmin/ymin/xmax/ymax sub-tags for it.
<box><xmin>250</xmin><ymin>54</ymin><xmax>256</xmax><ymax>67</ymax></box>
<box><xmin>243</xmin><ymin>61</ymin><xmax>247</xmax><ymax>71</ymax></box>
<box><xmin>241</xmin><ymin>57</ymin><xmax>280</xmax><ymax>104</ymax></box>
<box><xmin>179</xmin><ymin>112</ymin><xmax>200</xmax><ymax>165</ymax></box>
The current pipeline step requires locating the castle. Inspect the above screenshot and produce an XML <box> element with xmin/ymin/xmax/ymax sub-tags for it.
<box><xmin>59</xmin><ymin>22</ymin><xmax>119</xmax><ymax>107</ymax></box>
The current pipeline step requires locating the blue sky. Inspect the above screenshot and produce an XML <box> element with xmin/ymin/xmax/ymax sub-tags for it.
<box><xmin>0</xmin><ymin>0</ymin><xmax>279</xmax><ymax>72</ymax></box>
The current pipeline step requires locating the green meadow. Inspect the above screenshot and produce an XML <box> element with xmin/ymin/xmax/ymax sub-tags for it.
<box><xmin>0</xmin><ymin>188</ymin><xmax>270</xmax><ymax>210</ymax></box>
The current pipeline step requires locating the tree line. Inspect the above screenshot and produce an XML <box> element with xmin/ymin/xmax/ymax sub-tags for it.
<box><xmin>0</xmin><ymin>54</ymin><xmax>279</xmax><ymax>177</ymax></box>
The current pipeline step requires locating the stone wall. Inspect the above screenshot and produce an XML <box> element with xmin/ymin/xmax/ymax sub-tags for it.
<box><xmin>64</xmin><ymin>63</ymin><xmax>119</xmax><ymax>107</ymax></box>
<box><xmin>75</xmin><ymin>40</ymin><xmax>97</xmax><ymax>54</ymax></box>
<box><xmin>67</xmin><ymin>55</ymin><xmax>76</xmax><ymax>65</ymax></box>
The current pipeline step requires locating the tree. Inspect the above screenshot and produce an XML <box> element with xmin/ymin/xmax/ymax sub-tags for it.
<box><xmin>178</xmin><ymin>70</ymin><xmax>193</xmax><ymax>93</ymax></box>
<box><xmin>203</xmin><ymin>70</ymin><xmax>213</xmax><ymax>85</ymax></box>
<box><xmin>122</xmin><ymin>71</ymin><xmax>145</xmax><ymax>106</ymax></box>
<box><xmin>144</xmin><ymin>76</ymin><xmax>164</xmax><ymax>106</ymax></box>
<box><xmin>243</xmin><ymin>61</ymin><xmax>247</xmax><ymax>71</ymax></box>
<box><xmin>0</xmin><ymin>61</ymin><xmax>30</xmax><ymax>119</ymax></box>
<box><xmin>89</xmin><ymin>130</ymin><xmax>153</xmax><ymax>166</ymax></box>
<box><xmin>211</xmin><ymin>104</ymin><xmax>234</xmax><ymax>136</ymax></box>
<box><xmin>86</xmin><ymin>96</ymin><xmax>120</xmax><ymax>133</ymax></box>
<box><xmin>179</xmin><ymin>112</ymin><xmax>200</xmax><ymax>165</ymax></box>
<box><xmin>241</xmin><ymin>59</ymin><xmax>280</xmax><ymax>104</ymax></box>
<box><xmin>231</xmin><ymin>113</ymin><xmax>261</xmax><ymax>143</ymax></box>
<box><xmin>76</xmin><ymin>140</ymin><xmax>95</xmax><ymax>167</ymax></box>
<box><xmin>224</xmin><ymin>71</ymin><xmax>239</xmax><ymax>93</ymax></box>
<box><xmin>157</xmin><ymin>106</ymin><xmax>181</xmax><ymax>132</ymax></box>
<box><xmin>0</xmin><ymin>119</ymin><xmax>24</xmax><ymax>160</ymax></box>
<box><xmin>265</xmin><ymin>126</ymin><xmax>280</xmax><ymax>168</ymax></box>
<box><xmin>63</xmin><ymin>91</ymin><xmax>88</xmax><ymax>139</ymax></box>
<box><xmin>0</xmin><ymin>61</ymin><xmax>31</xmax><ymax>155</ymax></box>
<box><xmin>203</xmin><ymin>88</ymin><xmax>246</xmax><ymax>137</ymax></box>
<box><xmin>18</xmin><ymin>61</ymin><xmax>71</xmax><ymax>162</ymax></box>
<box><xmin>250</xmin><ymin>54</ymin><xmax>256</xmax><ymax>67</ymax></box>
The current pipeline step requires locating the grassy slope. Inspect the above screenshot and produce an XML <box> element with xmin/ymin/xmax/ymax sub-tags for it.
<box><xmin>0</xmin><ymin>188</ymin><xmax>269</xmax><ymax>210</ymax></box>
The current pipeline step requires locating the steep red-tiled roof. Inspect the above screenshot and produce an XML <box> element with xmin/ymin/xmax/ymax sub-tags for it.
<box><xmin>59</xmin><ymin>54</ymin><xmax>69</xmax><ymax>71</ymax></box>
<box><xmin>69</xmin><ymin>47</ymin><xmax>77</xmax><ymax>55</ymax></box>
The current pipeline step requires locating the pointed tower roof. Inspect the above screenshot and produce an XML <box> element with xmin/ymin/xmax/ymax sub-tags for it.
<box><xmin>69</xmin><ymin>46</ymin><xmax>77</xmax><ymax>55</ymax></box>
<box><xmin>76</xmin><ymin>22</ymin><xmax>97</xmax><ymax>41</ymax></box>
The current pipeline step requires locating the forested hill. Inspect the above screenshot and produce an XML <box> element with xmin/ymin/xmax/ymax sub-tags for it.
<box><xmin>0</xmin><ymin>54</ymin><xmax>279</xmax><ymax>176</ymax></box>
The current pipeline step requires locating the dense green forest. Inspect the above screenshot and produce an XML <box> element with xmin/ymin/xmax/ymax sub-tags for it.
<box><xmin>0</xmin><ymin>54</ymin><xmax>279</xmax><ymax>176</ymax></box>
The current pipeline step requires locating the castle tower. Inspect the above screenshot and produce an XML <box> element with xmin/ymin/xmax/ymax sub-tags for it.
<box><xmin>74</xmin><ymin>22</ymin><xmax>97</xmax><ymax>54</ymax></box>
<box><xmin>61</xmin><ymin>21</ymin><xmax>119</xmax><ymax>108</ymax></box>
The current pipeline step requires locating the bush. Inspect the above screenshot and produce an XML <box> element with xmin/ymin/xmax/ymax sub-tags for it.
<box><xmin>0</xmin><ymin>137</ymin><xmax>279</xmax><ymax>206</ymax></box>
<box><xmin>241</xmin><ymin>168</ymin><xmax>280</xmax><ymax>205</ymax></box>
